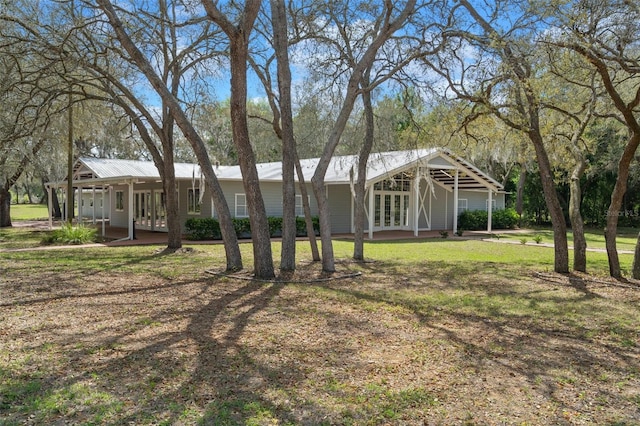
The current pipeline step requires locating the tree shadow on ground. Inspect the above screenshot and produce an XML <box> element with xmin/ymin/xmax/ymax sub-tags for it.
<box><xmin>318</xmin><ymin>267</ymin><xmax>640</xmax><ymax>423</ymax></box>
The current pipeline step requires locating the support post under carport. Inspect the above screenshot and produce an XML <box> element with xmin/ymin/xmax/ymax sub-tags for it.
<box><xmin>368</xmin><ymin>184</ymin><xmax>374</xmax><ymax>240</ymax></box>
<box><xmin>47</xmin><ymin>185</ymin><xmax>53</xmax><ymax>229</ymax></box>
<box><xmin>128</xmin><ymin>180</ymin><xmax>134</xmax><ymax>240</ymax></box>
<box><xmin>487</xmin><ymin>189</ymin><xmax>493</xmax><ymax>233</ymax></box>
<box><xmin>453</xmin><ymin>170</ymin><xmax>459</xmax><ymax>234</ymax></box>
<box><xmin>413</xmin><ymin>173</ymin><xmax>420</xmax><ymax>237</ymax></box>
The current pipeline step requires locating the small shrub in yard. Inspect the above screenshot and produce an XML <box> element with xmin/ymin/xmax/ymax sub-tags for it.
<box><xmin>455</xmin><ymin>229</ymin><xmax>464</xmax><ymax>237</ymax></box>
<box><xmin>533</xmin><ymin>235</ymin><xmax>543</xmax><ymax>244</ymax></box>
<box><xmin>184</xmin><ymin>217</ymin><xmax>221</xmax><ymax>240</ymax></box>
<box><xmin>520</xmin><ymin>238</ymin><xmax>528</xmax><ymax>245</ymax></box>
<box><xmin>458</xmin><ymin>208</ymin><xmax>519</xmax><ymax>231</ymax></box>
<box><xmin>185</xmin><ymin>216</ymin><xmax>320</xmax><ymax>240</ymax></box>
<box><xmin>233</xmin><ymin>217</ymin><xmax>252</xmax><ymax>238</ymax></box>
<box><xmin>440</xmin><ymin>230</ymin><xmax>449</xmax><ymax>238</ymax></box>
<box><xmin>43</xmin><ymin>223</ymin><xmax>97</xmax><ymax>245</ymax></box>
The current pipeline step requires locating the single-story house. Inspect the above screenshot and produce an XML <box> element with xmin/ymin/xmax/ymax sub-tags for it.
<box><xmin>45</xmin><ymin>148</ymin><xmax>505</xmax><ymax>240</ymax></box>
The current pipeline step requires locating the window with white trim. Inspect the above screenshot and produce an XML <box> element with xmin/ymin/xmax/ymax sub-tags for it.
<box><xmin>485</xmin><ymin>198</ymin><xmax>497</xmax><ymax>211</ymax></box>
<box><xmin>458</xmin><ymin>198</ymin><xmax>468</xmax><ymax>215</ymax></box>
<box><xmin>235</xmin><ymin>193</ymin><xmax>248</xmax><ymax>217</ymax></box>
<box><xmin>187</xmin><ymin>188</ymin><xmax>201</xmax><ymax>214</ymax></box>
<box><xmin>115</xmin><ymin>191</ymin><xmax>124</xmax><ymax>211</ymax></box>
<box><xmin>295</xmin><ymin>194</ymin><xmax>310</xmax><ymax>216</ymax></box>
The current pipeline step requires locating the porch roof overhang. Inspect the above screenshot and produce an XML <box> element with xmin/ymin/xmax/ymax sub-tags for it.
<box><xmin>360</xmin><ymin>148</ymin><xmax>503</xmax><ymax>193</ymax></box>
<box><xmin>45</xmin><ymin>176</ymin><xmax>141</xmax><ymax>189</ymax></box>
<box><xmin>48</xmin><ymin>148</ymin><xmax>503</xmax><ymax>194</ymax></box>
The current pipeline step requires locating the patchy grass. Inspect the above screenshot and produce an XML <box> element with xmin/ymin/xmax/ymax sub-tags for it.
<box><xmin>494</xmin><ymin>227</ymin><xmax>639</xmax><ymax>252</ymax></box>
<box><xmin>0</xmin><ymin>229</ymin><xmax>639</xmax><ymax>425</ymax></box>
<box><xmin>9</xmin><ymin>204</ymin><xmax>49</xmax><ymax>221</ymax></box>
<box><xmin>0</xmin><ymin>227</ymin><xmax>52</xmax><ymax>250</ymax></box>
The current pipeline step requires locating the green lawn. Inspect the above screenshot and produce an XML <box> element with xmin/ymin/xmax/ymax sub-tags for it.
<box><xmin>9</xmin><ymin>203</ymin><xmax>49</xmax><ymax>221</ymax></box>
<box><xmin>0</xmin><ymin>229</ymin><xmax>639</xmax><ymax>424</ymax></box>
<box><xmin>491</xmin><ymin>227</ymin><xmax>639</xmax><ymax>252</ymax></box>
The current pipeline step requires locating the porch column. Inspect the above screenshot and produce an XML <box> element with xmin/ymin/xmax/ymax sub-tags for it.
<box><xmin>128</xmin><ymin>180</ymin><xmax>134</xmax><ymax>240</ymax></box>
<box><xmin>487</xmin><ymin>189</ymin><xmax>493</xmax><ymax>233</ymax></box>
<box><xmin>77</xmin><ymin>185</ymin><xmax>83</xmax><ymax>224</ymax></box>
<box><xmin>368</xmin><ymin>184</ymin><xmax>374</xmax><ymax>240</ymax></box>
<box><xmin>453</xmin><ymin>169</ymin><xmax>459</xmax><ymax>234</ymax></box>
<box><xmin>413</xmin><ymin>173</ymin><xmax>420</xmax><ymax>236</ymax></box>
<box><xmin>62</xmin><ymin>187</ymin><xmax>66</xmax><ymax>222</ymax></box>
<box><xmin>350</xmin><ymin>189</ymin><xmax>355</xmax><ymax>233</ymax></box>
<box><xmin>47</xmin><ymin>185</ymin><xmax>53</xmax><ymax>229</ymax></box>
<box><xmin>101</xmin><ymin>186</ymin><xmax>106</xmax><ymax>237</ymax></box>
<box><xmin>92</xmin><ymin>187</ymin><xmax>96</xmax><ymax>224</ymax></box>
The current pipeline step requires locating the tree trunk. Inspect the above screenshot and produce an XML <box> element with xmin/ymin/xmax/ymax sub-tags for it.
<box><xmin>163</xmin><ymin>161</ymin><xmax>182</xmax><ymax>250</ymax></box>
<box><xmin>41</xmin><ymin>177</ymin><xmax>61</xmax><ymax>218</ymax></box>
<box><xmin>163</xmin><ymin>60</ymin><xmax>183</xmax><ymax>250</ymax></box>
<box><xmin>312</xmin><ymin>177</ymin><xmax>335</xmax><ymax>272</ymax></box>
<box><xmin>310</xmin><ymin>0</ymin><xmax>417</xmax><ymax>273</ymax></box>
<box><xmin>515</xmin><ymin>163</ymin><xmax>526</xmax><ymax>224</ymax></box>
<box><xmin>51</xmin><ymin>188</ymin><xmax>62</xmax><ymax>219</ymax></box>
<box><xmin>0</xmin><ymin>186</ymin><xmax>12</xmax><ymax>227</ymax></box>
<box><xmin>97</xmin><ymin>0</ymin><xmax>243</xmax><ymax>271</ymax></box>
<box><xmin>569</xmin><ymin>157</ymin><xmax>587</xmax><ymax>272</ymax></box>
<box><xmin>459</xmin><ymin>0</ymin><xmax>569</xmax><ymax>272</ymax></box>
<box><xmin>632</xmin><ymin>232</ymin><xmax>640</xmax><ymax>280</ymax></box>
<box><xmin>529</xmin><ymin>128</ymin><xmax>569</xmax><ymax>273</ymax></box>
<box><xmin>229</xmin><ymin>36</ymin><xmax>275</xmax><ymax>279</ymax></box>
<box><xmin>605</xmin><ymin>133</ymin><xmax>640</xmax><ymax>278</ymax></box>
<box><xmin>271</xmin><ymin>0</ymin><xmax>296</xmax><ymax>272</ymax></box>
<box><xmin>201</xmin><ymin>0</ymin><xmax>273</xmax><ymax>278</ymax></box>
<box><xmin>353</xmin><ymin>71</ymin><xmax>375</xmax><ymax>261</ymax></box>
<box><xmin>22</xmin><ymin>177</ymin><xmax>33</xmax><ymax>204</ymax></box>
<box><xmin>295</xmin><ymin>155</ymin><xmax>320</xmax><ymax>262</ymax></box>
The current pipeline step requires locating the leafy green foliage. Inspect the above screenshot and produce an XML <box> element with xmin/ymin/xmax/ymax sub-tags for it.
<box><xmin>184</xmin><ymin>216</ymin><xmax>320</xmax><ymax>240</ymax></box>
<box><xmin>458</xmin><ymin>208</ymin><xmax>519</xmax><ymax>231</ymax></box>
<box><xmin>42</xmin><ymin>224</ymin><xmax>97</xmax><ymax>245</ymax></box>
<box><xmin>184</xmin><ymin>217</ymin><xmax>221</xmax><ymax>240</ymax></box>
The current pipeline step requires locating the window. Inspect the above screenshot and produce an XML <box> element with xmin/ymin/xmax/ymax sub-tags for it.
<box><xmin>115</xmin><ymin>191</ymin><xmax>124</xmax><ymax>211</ymax></box>
<box><xmin>295</xmin><ymin>194</ymin><xmax>310</xmax><ymax>216</ymax></box>
<box><xmin>373</xmin><ymin>172</ymin><xmax>412</xmax><ymax>192</ymax></box>
<box><xmin>235</xmin><ymin>193</ymin><xmax>248</xmax><ymax>217</ymax></box>
<box><xmin>187</xmin><ymin>188</ymin><xmax>201</xmax><ymax>214</ymax></box>
<box><xmin>486</xmin><ymin>198</ymin><xmax>497</xmax><ymax>211</ymax></box>
<box><xmin>458</xmin><ymin>198</ymin><xmax>468</xmax><ymax>215</ymax></box>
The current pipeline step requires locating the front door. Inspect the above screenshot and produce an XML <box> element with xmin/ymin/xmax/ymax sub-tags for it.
<box><xmin>134</xmin><ymin>191</ymin><xmax>152</xmax><ymax>230</ymax></box>
<box><xmin>374</xmin><ymin>192</ymin><xmax>410</xmax><ymax>230</ymax></box>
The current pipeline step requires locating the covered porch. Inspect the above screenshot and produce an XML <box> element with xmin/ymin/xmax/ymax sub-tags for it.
<box><xmin>353</xmin><ymin>150</ymin><xmax>504</xmax><ymax>239</ymax></box>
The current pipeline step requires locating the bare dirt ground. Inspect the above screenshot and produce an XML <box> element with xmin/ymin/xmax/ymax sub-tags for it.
<box><xmin>1</xmin><ymin>240</ymin><xmax>640</xmax><ymax>424</ymax></box>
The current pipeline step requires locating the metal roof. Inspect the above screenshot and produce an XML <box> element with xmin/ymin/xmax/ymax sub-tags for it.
<box><xmin>74</xmin><ymin>157</ymin><xmax>203</xmax><ymax>180</ymax></box>
<box><xmin>68</xmin><ymin>148</ymin><xmax>503</xmax><ymax>192</ymax></box>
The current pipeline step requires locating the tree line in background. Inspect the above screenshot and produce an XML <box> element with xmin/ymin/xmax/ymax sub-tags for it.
<box><xmin>0</xmin><ymin>0</ymin><xmax>639</xmax><ymax>279</ymax></box>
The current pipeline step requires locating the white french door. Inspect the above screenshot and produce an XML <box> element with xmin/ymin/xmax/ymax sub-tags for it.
<box><xmin>154</xmin><ymin>191</ymin><xmax>168</xmax><ymax>231</ymax></box>
<box><xmin>134</xmin><ymin>191</ymin><xmax>152</xmax><ymax>230</ymax></box>
<box><xmin>373</xmin><ymin>192</ymin><xmax>410</xmax><ymax>230</ymax></box>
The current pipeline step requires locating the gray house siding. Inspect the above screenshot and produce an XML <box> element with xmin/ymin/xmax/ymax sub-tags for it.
<box><xmin>181</xmin><ymin>180</ymin><xmax>319</xmax><ymax>223</ymax></box>
<box><xmin>429</xmin><ymin>184</ymin><xmax>450</xmax><ymax>230</ymax></box>
<box><xmin>458</xmin><ymin>190</ymin><xmax>506</xmax><ymax>213</ymax></box>
<box><xmin>327</xmin><ymin>184</ymin><xmax>352</xmax><ymax>234</ymax></box>
<box><xmin>110</xmin><ymin>184</ymin><xmax>129</xmax><ymax>228</ymax></box>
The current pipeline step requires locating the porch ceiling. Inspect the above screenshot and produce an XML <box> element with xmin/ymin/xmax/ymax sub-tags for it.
<box><xmin>428</xmin><ymin>168</ymin><xmax>498</xmax><ymax>191</ymax></box>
